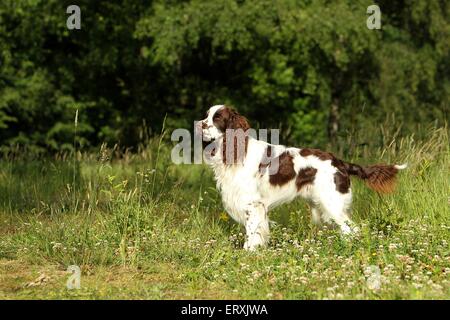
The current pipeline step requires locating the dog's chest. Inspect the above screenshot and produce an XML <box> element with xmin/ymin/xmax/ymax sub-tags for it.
<box><xmin>213</xmin><ymin>165</ymin><xmax>255</xmax><ymax>224</ymax></box>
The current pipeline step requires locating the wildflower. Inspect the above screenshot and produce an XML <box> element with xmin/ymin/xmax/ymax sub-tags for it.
<box><xmin>251</xmin><ymin>271</ymin><xmax>262</xmax><ymax>279</ymax></box>
<box><xmin>432</xmin><ymin>284</ymin><xmax>443</xmax><ymax>291</ymax></box>
<box><xmin>51</xmin><ymin>242</ymin><xmax>63</xmax><ymax>250</ymax></box>
<box><xmin>388</xmin><ymin>243</ymin><xmax>398</xmax><ymax>251</ymax></box>
<box><xmin>219</xmin><ymin>212</ymin><xmax>229</xmax><ymax>221</ymax></box>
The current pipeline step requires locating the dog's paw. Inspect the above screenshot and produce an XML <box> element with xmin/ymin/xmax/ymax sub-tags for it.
<box><xmin>340</xmin><ymin>224</ymin><xmax>361</xmax><ymax>241</ymax></box>
<box><xmin>340</xmin><ymin>223</ymin><xmax>352</xmax><ymax>235</ymax></box>
<box><xmin>243</xmin><ymin>241</ymin><xmax>257</xmax><ymax>251</ymax></box>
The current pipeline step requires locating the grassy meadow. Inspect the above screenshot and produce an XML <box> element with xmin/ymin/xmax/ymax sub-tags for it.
<box><xmin>0</xmin><ymin>126</ymin><xmax>449</xmax><ymax>300</ymax></box>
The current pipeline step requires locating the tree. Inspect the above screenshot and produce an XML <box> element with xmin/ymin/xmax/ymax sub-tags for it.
<box><xmin>0</xmin><ymin>0</ymin><xmax>448</xmax><ymax>153</ymax></box>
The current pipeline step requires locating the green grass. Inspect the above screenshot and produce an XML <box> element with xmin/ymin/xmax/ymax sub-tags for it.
<box><xmin>0</xmin><ymin>127</ymin><xmax>449</xmax><ymax>299</ymax></box>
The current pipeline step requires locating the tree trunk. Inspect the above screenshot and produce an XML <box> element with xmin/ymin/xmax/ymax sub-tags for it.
<box><xmin>328</xmin><ymin>97</ymin><xmax>339</xmax><ymax>146</ymax></box>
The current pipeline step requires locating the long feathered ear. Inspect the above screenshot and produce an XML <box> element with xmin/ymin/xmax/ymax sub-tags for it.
<box><xmin>222</xmin><ymin>107</ymin><xmax>250</xmax><ymax>165</ymax></box>
<box><xmin>226</xmin><ymin>108</ymin><xmax>250</xmax><ymax>131</ymax></box>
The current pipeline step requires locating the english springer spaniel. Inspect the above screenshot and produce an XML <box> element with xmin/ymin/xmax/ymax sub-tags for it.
<box><xmin>197</xmin><ymin>105</ymin><xmax>406</xmax><ymax>250</ymax></box>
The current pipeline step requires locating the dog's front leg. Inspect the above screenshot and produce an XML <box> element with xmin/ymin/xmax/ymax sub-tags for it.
<box><xmin>243</xmin><ymin>202</ymin><xmax>269</xmax><ymax>251</ymax></box>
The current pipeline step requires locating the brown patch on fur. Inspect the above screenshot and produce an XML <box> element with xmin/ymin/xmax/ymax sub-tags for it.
<box><xmin>258</xmin><ymin>145</ymin><xmax>273</xmax><ymax>173</ymax></box>
<box><xmin>212</xmin><ymin>107</ymin><xmax>230</xmax><ymax>132</ymax></box>
<box><xmin>266</xmin><ymin>145</ymin><xmax>273</xmax><ymax>157</ymax></box>
<box><xmin>334</xmin><ymin>171</ymin><xmax>350</xmax><ymax>193</ymax></box>
<box><xmin>296</xmin><ymin>167</ymin><xmax>317</xmax><ymax>191</ymax></box>
<box><xmin>268</xmin><ymin>152</ymin><xmax>296</xmax><ymax>186</ymax></box>
<box><xmin>299</xmin><ymin>148</ymin><xmax>334</xmax><ymax>161</ymax></box>
<box><xmin>299</xmin><ymin>148</ymin><xmax>347</xmax><ymax>172</ymax></box>
<box><xmin>299</xmin><ymin>148</ymin><xmax>401</xmax><ymax>193</ymax></box>
<box><xmin>214</xmin><ymin>106</ymin><xmax>250</xmax><ymax>164</ymax></box>
<box><xmin>343</xmin><ymin>162</ymin><xmax>368</xmax><ymax>179</ymax></box>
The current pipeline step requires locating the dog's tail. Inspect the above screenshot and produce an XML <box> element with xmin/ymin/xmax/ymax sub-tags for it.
<box><xmin>343</xmin><ymin>162</ymin><xmax>407</xmax><ymax>193</ymax></box>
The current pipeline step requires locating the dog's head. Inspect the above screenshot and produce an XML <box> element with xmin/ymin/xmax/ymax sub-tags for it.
<box><xmin>197</xmin><ymin>105</ymin><xmax>251</xmax><ymax>164</ymax></box>
<box><xmin>196</xmin><ymin>105</ymin><xmax>250</xmax><ymax>142</ymax></box>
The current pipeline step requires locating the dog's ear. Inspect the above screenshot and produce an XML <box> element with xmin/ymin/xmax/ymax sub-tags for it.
<box><xmin>212</xmin><ymin>106</ymin><xmax>250</xmax><ymax>132</ymax></box>
<box><xmin>222</xmin><ymin>106</ymin><xmax>250</xmax><ymax>165</ymax></box>
<box><xmin>226</xmin><ymin>107</ymin><xmax>250</xmax><ymax>131</ymax></box>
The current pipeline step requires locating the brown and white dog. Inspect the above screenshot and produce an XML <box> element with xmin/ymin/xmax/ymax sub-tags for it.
<box><xmin>197</xmin><ymin>105</ymin><xmax>406</xmax><ymax>250</ymax></box>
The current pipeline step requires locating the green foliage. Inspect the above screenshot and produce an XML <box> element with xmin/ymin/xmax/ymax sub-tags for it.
<box><xmin>0</xmin><ymin>0</ymin><xmax>448</xmax><ymax>151</ymax></box>
<box><xmin>0</xmin><ymin>127</ymin><xmax>448</xmax><ymax>299</ymax></box>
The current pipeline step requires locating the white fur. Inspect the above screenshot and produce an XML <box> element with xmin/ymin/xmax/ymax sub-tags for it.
<box><xmin>200</xmin><ymin>106</ymin><xmax>359</xmax><ymax>250</ymax></box>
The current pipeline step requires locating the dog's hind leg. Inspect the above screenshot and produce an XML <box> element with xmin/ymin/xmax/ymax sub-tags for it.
<box><xmin>310</xmin><ymin>205</ymin><xmax>322</xmax><ymax>226</ymax></box>
<box><xmin>317</xmin><ymin>190</ymin><xmax>355</xmax><ymax>235</ymax></box>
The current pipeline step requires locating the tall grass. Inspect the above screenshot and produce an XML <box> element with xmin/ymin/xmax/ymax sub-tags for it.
<box><xmin>0</xmin><ymin>125</ymin><xmax>448</xmax><ymax>299</ymax></box>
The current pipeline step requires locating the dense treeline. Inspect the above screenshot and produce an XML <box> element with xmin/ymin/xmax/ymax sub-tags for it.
<box><xmin>0</xmin><ymin>0</ymin><xmax>448</xmax><ymax>153</ymax></box>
